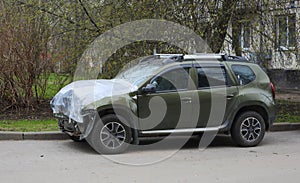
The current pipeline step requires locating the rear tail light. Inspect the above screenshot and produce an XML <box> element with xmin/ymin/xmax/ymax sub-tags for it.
<box><xmin>270</xmin><ymin>82</ymin><xmax>275</xmax><ymax>99</ymax></box>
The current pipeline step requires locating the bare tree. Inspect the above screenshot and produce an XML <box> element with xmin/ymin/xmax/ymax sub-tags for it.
<box><xmin>0</xmin><ymin>0</ymin><xmax>52</xmax><ymax>110</ymax></box>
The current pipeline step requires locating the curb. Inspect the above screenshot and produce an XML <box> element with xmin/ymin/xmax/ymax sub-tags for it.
<box><xmin>0</xmin><ymin>131</ymin><xmax>69</xmax><ymax>140</ymax></box>
<box><xmin>269</xmin><ymin>122</ymin><xmax>300</xmax><ymax>132</ymax></box>
<box><xmin>0</xmin><ymin>123</ymin><xmax>299</xmax><ymax>140</ymax></box>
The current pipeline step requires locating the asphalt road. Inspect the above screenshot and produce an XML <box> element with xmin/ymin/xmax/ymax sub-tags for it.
<box><xmin>0</xmin><ymin>131</ymin><xmax>299</xmax><ymax>183</ymax></box>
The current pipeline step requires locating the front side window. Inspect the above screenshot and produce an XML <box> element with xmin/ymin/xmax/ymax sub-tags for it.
<box><xmin>151</xmin><ymin>68</ymin><xmax>189</xmax><ymax>92</ymax></box>
<box><xmin>197</xmin><ymin>67</ymin><xmax>228</xmax><ymax>88</ymax></box>
<box><xmin>231</xmin><ymin>65</ymin><xmax>256</xmax><ymax>85</ymax></box>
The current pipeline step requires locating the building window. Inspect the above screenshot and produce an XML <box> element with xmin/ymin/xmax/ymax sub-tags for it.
<box><xmin>239</xmin><ymin>22</ymin><xmax>251</xmax><ymax>49</ymax></box>
<box><xmin>276</xmin><ymin>14</ymin><xmax>296</xmax><ymax>50</ymax></box>
<box><xmin>290</xmin><ymin>1</ymin><xmax>296</xmax><ymax>8</ymax></box>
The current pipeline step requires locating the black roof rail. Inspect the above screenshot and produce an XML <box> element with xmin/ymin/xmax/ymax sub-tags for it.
<box><xmin>221</xmin><ymin>55</ymin><xmax>248</xmax><ymax>62</ymax></box>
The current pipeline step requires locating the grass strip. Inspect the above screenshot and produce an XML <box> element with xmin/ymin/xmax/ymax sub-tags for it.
<box><xmin>275</xmin><ymin>99</ymin><xmax>300</xmax><ymax>123</ymax></box>
<box><xmin>0</xmin><ymin>119</ymin><xmax>58</xmax><ymax>132</ymax></box>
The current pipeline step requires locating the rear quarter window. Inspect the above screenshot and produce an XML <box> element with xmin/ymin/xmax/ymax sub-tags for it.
<box><xmin>231</xmin><ymin>65</ymin><xmax>256</xmax><ymax>85</ymax></box>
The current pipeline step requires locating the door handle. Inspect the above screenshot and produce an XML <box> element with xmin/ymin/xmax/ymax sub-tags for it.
<box><xmin>226</xmin><ymin>94</ymin><xmax>235</xmax><ymax>99</ymax></box>
<box><xmin>181</xmin><ymin>97</ymin><xmax>192</xmax><ymax>104</ymax></box>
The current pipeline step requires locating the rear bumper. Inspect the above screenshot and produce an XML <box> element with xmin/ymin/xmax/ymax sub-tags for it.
<box><xmin>268</xmin><ymin>112</ymin><xmax>276</xmax><ymax>127</ymax></box>
<box><xmin>267</xmin><ymin>102</ymin><xmax>278</xmax><ymax>130</ymax></box>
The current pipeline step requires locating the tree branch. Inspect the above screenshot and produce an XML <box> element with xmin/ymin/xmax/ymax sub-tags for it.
<box><xmin>77</xmin><ymin>0</ymin><xmax>101</xmax><ymax>33</ymax></box>
<box><xmin>15</xmin><ymin>0</ymin><xmax>97</xmax><ymax>33</ymax></box>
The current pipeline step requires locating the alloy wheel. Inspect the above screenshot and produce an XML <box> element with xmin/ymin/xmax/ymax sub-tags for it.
<box><xmin>100</xmin><ymin>122</ymin><xmax>126</xmax><ymax>149</ymax></box>
<box><xmin>240</xmin><ymin>117</ymin><xmax>262</xmax><ymax>142</ymax></box>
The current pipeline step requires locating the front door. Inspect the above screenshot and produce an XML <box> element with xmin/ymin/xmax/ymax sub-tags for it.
<box><xmin>137</xmin><ymin>67</ymin><xmax>194</xmax><ymax>131</ymax></box>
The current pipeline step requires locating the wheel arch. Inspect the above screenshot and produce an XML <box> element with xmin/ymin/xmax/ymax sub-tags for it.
<box><xmin>232</xmin><ymin>104</ymin><xmax>270</xmax><ymax>131</ymax></box>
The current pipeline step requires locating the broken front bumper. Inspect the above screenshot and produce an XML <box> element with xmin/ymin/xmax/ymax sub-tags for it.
<box><xmin>54</xmin><ymin>110</ymin><xmax>97</xmax><ymax>139</ymax></box>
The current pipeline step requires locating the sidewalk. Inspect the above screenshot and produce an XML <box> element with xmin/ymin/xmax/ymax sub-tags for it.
<box><xmin>0</xmin><ymin>122</ymin><xmax>299</xmax><ymax>140</ymax></box>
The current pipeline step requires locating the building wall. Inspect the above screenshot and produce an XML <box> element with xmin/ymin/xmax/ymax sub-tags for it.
<box><xmin>223</xmin><ymin>0</ymin><xmax>300</xmax><ymax>70</ymax></box>
<box><xmin>223</xmin><ymin>1</ymin><xmax>300</xmax><ymax>90</ymax></box>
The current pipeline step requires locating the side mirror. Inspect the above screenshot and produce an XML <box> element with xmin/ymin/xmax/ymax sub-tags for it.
<box><xmin>142</xmin><ymin>84</ymin><xmax>156</xmax><ymax>94</ymax></box>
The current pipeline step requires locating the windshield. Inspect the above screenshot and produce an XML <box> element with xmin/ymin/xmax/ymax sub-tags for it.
<box><xmin>115</xmin><ymin>59</ymin><xmax>163</xmax><ymax>86</ymax></box>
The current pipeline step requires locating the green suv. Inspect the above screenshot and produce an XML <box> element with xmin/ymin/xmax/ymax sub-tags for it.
<box><xmin>51</xmin><ymin>54</ymin><xmax>276</xmax><ymax>154</ymax></box>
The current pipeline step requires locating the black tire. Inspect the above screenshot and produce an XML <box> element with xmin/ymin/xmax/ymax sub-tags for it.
<box><xmin>86</xmin><ymin>114</ymin><xmax>132</xmax><ymax>154</ymax></box>
<box><xmin>231</xmin><ymin>111</ymin><xmax>266</xmax><ymax>147</ymax></box>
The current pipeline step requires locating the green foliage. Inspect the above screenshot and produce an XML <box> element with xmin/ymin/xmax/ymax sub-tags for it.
<box><xmin>34</xmin><ymin>73</ymin><xmax>72</xmax><ymax>99</ymax></box>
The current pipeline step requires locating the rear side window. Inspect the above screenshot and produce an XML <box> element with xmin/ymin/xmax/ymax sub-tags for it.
<box><xmin>231</xmin><ymin>65</ymin><xmax>256</xmax><ymax>85</ymax></box>
<box><xmin>197</xmin><ymin>67</ymin><xmax>229</xmax><ymax>88</ymax></box>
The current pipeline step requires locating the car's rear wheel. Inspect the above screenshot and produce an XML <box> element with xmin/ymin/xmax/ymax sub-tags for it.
<box><xmin>231</xmin><ymin>111</ymin><xmax>266</xmax><ymax>147</ymax></box>
<box><xmin>86</xmin><ymin>114</ymin><xmax>132</xmax><ymax>154</ymax></box>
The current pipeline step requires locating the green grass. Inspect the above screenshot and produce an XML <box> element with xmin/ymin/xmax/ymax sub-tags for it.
<box><xmin>275</xmin><ymin>114</ymin><xmax>300</xmax><ymax>123</ymax></box>
<box><xmin>0</xmin><ymin>119</ymin><xmax>58</xmax><ymax>132</ymax></box>
<box><xmin>275</xmin><ymin>99</ymin><xmax>300</xmax><ymax>123</ymax></box>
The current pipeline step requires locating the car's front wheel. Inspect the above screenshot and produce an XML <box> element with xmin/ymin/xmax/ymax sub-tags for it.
<box><xmin>231</xmin><ymin>111</ymin><xmax>266</xmax><ymax>147</ymax></box>
<box><xmin>86</xmin><ymin>114</ymin><xmax>132</xmax><ymax>154</ymax></box>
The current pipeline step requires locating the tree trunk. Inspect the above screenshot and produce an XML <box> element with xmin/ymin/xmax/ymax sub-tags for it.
<box><xmin>208</xmin><ymin>0</ymin><xmax>238</xmax><ymax>53</ymax></box>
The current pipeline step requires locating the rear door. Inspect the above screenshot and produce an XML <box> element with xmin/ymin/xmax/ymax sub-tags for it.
<box><xmin>192</xmin><ymin>65</ymin><xmax>239</xmax><ymax>128</ymax></box>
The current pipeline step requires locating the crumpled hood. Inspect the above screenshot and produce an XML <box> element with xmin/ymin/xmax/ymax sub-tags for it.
<box><xmin>50</xmin><ymin>79</ymin><xmax>137</xmax><ymax>123</ymax></box>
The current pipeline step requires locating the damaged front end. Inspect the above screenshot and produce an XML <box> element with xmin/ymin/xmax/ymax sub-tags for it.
<box><xmin>54</xmin><ymin>111</ymin><xmax>96</xmax><ymax>141</ymax></box>
<box><xmin>50</xmin><ymin>88</ymin><xmax>98</xmax><ymax>141</ymax></box>
<box><xmin>50</xmin><ymin>79</ymin><xmax>137</xmax><ymax>141</ymax></box>
<box><xmin>56</xmin><ymin>114</ymin><xmax>81</xmax><ymax>138</ymax></box>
